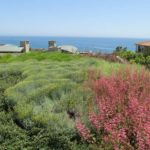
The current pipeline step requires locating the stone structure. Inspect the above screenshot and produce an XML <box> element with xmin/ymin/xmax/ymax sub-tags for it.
<box><xmin>20</xmin><ymin>41</ymin><xmax>30</xmax><ymax>53</ymax></box>
<box><xmin>48</xmin><ymin>41</ymin><xmax>57</xmax><ymax>51</ymax></box>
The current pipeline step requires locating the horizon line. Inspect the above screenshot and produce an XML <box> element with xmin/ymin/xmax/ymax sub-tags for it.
<box><xmin>0</xmin><ymin>35</ymin><xmax>150</xmax><ymax>39</ymax></box>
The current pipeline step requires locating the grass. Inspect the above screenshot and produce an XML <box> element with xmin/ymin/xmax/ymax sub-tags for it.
<box><xmin>0</xmin><ymin>52</ymin><xmax>137</xmax><ymax>121</ymax></box>
<box><xmin>0</xmin><ymin>51</ymin><xmax>81</xmax><ymax>63</ymax></box>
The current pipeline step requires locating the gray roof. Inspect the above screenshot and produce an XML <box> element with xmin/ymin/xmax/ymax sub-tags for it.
<box><xmin>0</xmin><ymin>44</ymin><xmax>24</xmax><ymax>53</ymax></box>
<box><xmin>58</xmin><ymin>45</ymin><xmax>78</xmax><ymax>53</ymax></box>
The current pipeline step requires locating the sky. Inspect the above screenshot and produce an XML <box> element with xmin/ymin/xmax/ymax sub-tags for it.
<box><xmin>0</xmin><ymin>0</ymin><xmax>150</xmax><ymax>38</ymax></box>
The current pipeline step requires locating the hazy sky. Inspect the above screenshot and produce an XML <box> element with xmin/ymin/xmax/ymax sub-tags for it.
<box><xmin>0</xmin><ymin>0</ymin><xmax>150</xmax><ymax>38</ymax></box>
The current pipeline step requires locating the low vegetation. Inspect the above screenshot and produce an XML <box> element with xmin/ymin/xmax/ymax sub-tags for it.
<box><xmin>114</xmin><ymin>48</ymin><xmax>150</xmax><ymax>69</ymax></box>
<box><xmin>76</xmin><ymin>67</ymin><xmax>150</xmax><ymax>150</ymax></box>
<box><xmin>0</xmin><ymin>51</ymin><xmax>81</xmax><ymax>63</ymax></box>
<box><xmin>0</xmin><ymin>52</ymin><xmax>149</xmax><ymax>149</ymax></box>
<box><xmin>0</xmin><ymin>52</ymin><xmax>122</xmax><ymax>149</ymax></box>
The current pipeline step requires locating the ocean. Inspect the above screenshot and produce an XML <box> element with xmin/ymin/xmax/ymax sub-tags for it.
<box><xmin>0</xmin><ymin>36</ymin><xmax>149</xmax><ymax>53</ymax></box>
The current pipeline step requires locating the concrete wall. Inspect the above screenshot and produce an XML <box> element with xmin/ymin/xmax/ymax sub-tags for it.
<box><xmin>20</xmin><ymin>41</ymin><xmax>30</xmax><ymax>53</ymax></box>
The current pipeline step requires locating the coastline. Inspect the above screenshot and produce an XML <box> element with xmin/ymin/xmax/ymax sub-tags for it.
<box><xmin>1</xmin><ymin>36</ymin><xmax>149</xmax><ymax>53</ymax></box>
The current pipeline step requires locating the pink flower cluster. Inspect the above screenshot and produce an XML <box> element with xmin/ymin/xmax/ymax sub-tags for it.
<box><xmin>76</xmin><ymin>68</ymin><xmax>150</xmax><ymax>150</ymax></box>
<box><xmin>75</xmin><ymin>119</ymin><xmax>92</xmax><ymax>142</ymax></box>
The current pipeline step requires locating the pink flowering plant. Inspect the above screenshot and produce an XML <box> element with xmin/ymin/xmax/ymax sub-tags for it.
<box><xmin>76</xmin><ymin>67</ymin><xmax>150</xmax><ymax>150</ymax></box>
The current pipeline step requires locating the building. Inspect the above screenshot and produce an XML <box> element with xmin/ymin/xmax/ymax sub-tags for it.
<box><xmin>0</xmin><ymin>40</ymin><xmax>79</xmax><ymax>54</ymax></box>
<box><xmin>0</xmin><ymin>41</ymin><xmax>30</xmax><ymax>53</ymax></box>
<box><xmin>48</xmin><ymin>41</ymin><xmax>57</xmax><ymax>51</ymax></box>
<box><xmin>20</xmin><ymin>41</ymin><xmax>30</xmax><ymax>53</ymax></box>
<box><xmin>48</xmin><ymin>41</ymin><xmax>79</xmax><ymax>53</ymax></box>
<box><xmin>58</xmin><ymin>45</ymin><xmax>79</xmax><ymax>54</ymax></box>
<box><xmin>136</xmin><ymin>41</ymin><xmax>150</xmax><ymax>54</ymax></box>
<box><xmin>0</xmin><ymin>44</ymin><xmax>24</xmax><ymax>53</ymax></box>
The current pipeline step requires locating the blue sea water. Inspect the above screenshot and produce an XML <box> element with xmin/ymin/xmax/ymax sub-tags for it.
<box><xmin>0</xmin><ymin>36</ymin><xmax>149</xmax><ymax>53</ymax></box>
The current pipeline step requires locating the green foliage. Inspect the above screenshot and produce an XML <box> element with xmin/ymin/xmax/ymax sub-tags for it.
<box><xmin>0</xmin><ymin>52</ymin><xmax>130</xmax><ymax>149</ymax></box>
<box><xmin>114</xmin><ymin>48</ymin><xmax>150</xmax><ymax>69</ymax></box>
<box><xmin>0</xmin><ymin>51</ymin><xmax>81</xmax><ymax>63</ymax></box>
<box><xmin>146</xmin><ymin>56</ymin><xmax>150</xmax><ymax>69</ymax></box>
<box><xmin>115</xmin><ymin>46</ymin><xmax>127</xmax><ymax>52</ymax></box>
<box><xmin>114</xmin><ymin>49</ymin><xmax>135</xmax><ymax>61</ymax></box>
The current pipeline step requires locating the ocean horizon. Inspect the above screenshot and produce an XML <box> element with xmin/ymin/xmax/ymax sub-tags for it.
<box><xmin>0</xmin><ymin>36</ymin><xmax>149</xmax><ymax>53</ymax></box>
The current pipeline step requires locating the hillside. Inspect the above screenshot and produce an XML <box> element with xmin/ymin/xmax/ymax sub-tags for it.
<box><xmin>0</xmin><ymin>52</ymin><xmax>149</xmax><ymax>150</ymax></box>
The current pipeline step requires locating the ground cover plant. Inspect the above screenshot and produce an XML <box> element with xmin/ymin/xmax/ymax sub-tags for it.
<box><xmin>113</xmin><ymin>48</ymin><xmax>150</xmax><ymax>69</ymax></box>
<box><xmin>0</xmin><ymin>51</ymin><xmax>81</xmax><ymax>63</ymax></box>
<box><xmin>76</xmin><ymin>67</ymin><xmax>150</xmax><ymax>150</ymax></box>
<box><xmin>0</xmin><ymin>52</ymin><xmax>123</xmax><ymax>149</ymax></box>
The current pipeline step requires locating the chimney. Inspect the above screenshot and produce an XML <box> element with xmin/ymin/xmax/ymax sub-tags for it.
<box><xmin>48</xmin><ymin>41</ymin><xmax>57</xmax><ymax>51</ymax></box>
<box><xmin>20</xmin><ymin>41</ymin><xmax>30</xmax><ymax>53</ymax></box>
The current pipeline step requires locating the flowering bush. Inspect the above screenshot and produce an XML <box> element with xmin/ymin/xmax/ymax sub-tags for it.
<box><xmin>76</xmin><ymin>67</ymin><xmax>150</xmax><ymax>150</ymax></box>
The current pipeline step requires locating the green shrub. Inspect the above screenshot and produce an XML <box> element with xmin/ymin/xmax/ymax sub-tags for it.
<box><xmin>146</xmin><ymin>56</ymin><xmax>150</xmax><ymax>69</ymax></box>
<box><xmin>114</xmin><ymin>49</ymin><xmax>150</xmax><ymax>69</ymax></box>
<box><xmin>0</xmin><ymin>52</ymin><xmax>128</xmax><ymax>149</ymax></box>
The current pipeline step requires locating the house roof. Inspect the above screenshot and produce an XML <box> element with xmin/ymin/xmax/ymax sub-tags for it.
<box><xmin>58</xmin><ymin>45</ymin><xmax>78</xmax><ymax>53</ymax></box>
<box><xmin>136</xmin><ymin>41</ymin><xmax>150</xmax><ymax>47</ymax></box>
<box><xmin>0</xmin><ymin>44</ymin><xmax>24</xmax><ymax>53</ymax></box>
